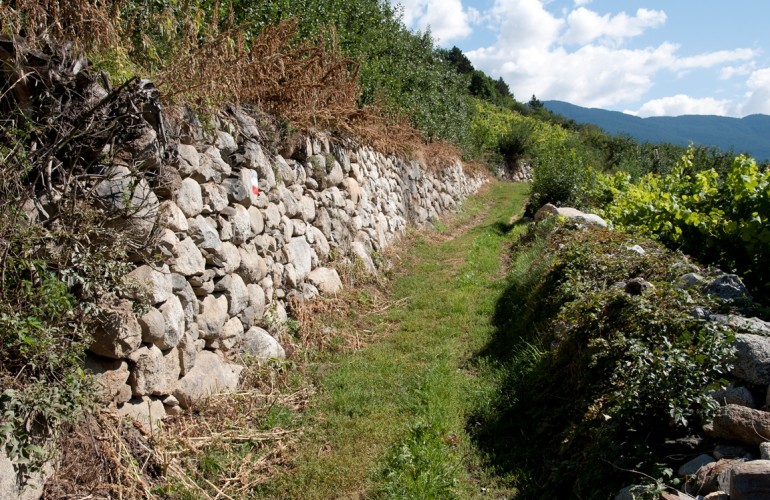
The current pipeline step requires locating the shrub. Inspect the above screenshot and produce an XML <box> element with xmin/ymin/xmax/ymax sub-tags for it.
<box><xmin>478</xmin><ymin>221</ymin><xmax>735</xmax><ymax>497</ymax></box>
<box><xmin>598</xmin><ymin>149</ymin><xmax>770</xmax><ymax>301</ymax></box>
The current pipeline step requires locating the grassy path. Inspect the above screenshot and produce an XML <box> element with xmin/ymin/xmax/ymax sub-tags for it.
<box><xmin>258</xmin><ymin>181</ymin><xmax>529</xmax><ymax>499</ymax></box>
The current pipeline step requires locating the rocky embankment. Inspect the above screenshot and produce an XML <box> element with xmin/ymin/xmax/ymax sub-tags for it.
<box><xmin>536</xmin><ymin>204</ymin><xmax>770</xmax><ymax>500</ymax></box>
<box><xmin>0</xmin><ymin>48</ymin><xmax>487</xmax><ymax>496</ymax></box>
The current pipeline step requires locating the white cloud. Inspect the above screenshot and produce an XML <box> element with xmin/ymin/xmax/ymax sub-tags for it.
<box><xmin>389</xmin><ymin>0</ymin><xmax>473</xmax><ymax>43</ymax></box>
<box><xmin>562</xmin><ymin>7</ymin><xmax>666</xmax><ymax>45</ymax></box>
<box><xmin>740</xmin><ymin>68</ymin><xmax>770</xmax><ymax>115</ymax></box>
<box><xmin>628</xmin><ymin>95</ymin><xmax>731</xmax><ymax>117</ymax></box>
<box><xmin>719</xmin><ymin>62</ymin><xmax>756</xmax><ymax>80</ymax></box>
<box><xmin>574</xmin><ymin>0</ymin><xmax>592</xmax><ymax>6</ymax></box>
<box><xmin>465</xmin><ymin>1</ymin><xmax>758</xmax><ymax>111</ymax></box>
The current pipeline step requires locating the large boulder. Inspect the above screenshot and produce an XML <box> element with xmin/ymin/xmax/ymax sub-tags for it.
<box><xmin>706</xmin><ymin>274</ymin><xmax>752</xmax><ymax>304</ymax></box>
<box><xmin>84</xmin><ymin>355</ymin><xmax>132</xmax><ymax>403</ymax></box>
<box><xmin>122</xmin><ymin>264</ymin><xmax>173</xmax><ymax>305</ymax></box>
<box><xmin>89</xmin><ymin>299</ymin><xmax>142</xmax><ymax>359</ymax></box>
<box><xmin>707</xmin><ymin>404</ymin><xmax>770</xmax><ymax>446</ymax></box>
<box><xmin>308</xmin><ymin>267</ymin><xmax>342</xmax><ymax>294</ymax></box>
<box><xmin>732</xmin><ymin>334</ymin><xmax>770</xmax><ymax>385</ymax></box>
<box><xmin>285</xmin><ymin>237</ymin><xmax>313</xmax><ymax>280</ymax></box>
<box><xmin>241</xmin><ymin>327</ymin><xmax>285</xmax><ymax>361</ymax></box>
<box><xmin>172</xmin><ymin>350</ymin><xmax>241</xmax><ymax>408</ymax></box>
<box><xmin>534</xmin><ymin>203</ymin><xmax>607</xmax><ymax>228</ymax></box>
<box><xmin>729</xmin><ymin>460</ymin><xmax>770</xmax><ymax>499</ymax></box>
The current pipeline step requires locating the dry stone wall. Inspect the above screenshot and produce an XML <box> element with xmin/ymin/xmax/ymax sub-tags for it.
<box><xmin>86</xmin><ymin>105</ymin><xmax>487</xmax><ymax>425</ymax></box>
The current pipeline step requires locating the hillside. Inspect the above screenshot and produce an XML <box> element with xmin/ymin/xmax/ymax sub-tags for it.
<box><xmin>544</xmin><ymin>100</ymin><xmax>770</xmax><ymax>161</ymax></box>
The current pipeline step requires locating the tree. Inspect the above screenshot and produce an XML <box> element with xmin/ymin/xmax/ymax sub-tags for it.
<box><xmin>528</xmin><ymin>94</ymin><xmax>544</xmax><ymax>109</ymax></box>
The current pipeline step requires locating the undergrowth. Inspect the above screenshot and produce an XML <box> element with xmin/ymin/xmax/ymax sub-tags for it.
<box><xmin>474</xmin><ymin>219</ymin><xmax>736</xmax><ymax>498</ymax></box>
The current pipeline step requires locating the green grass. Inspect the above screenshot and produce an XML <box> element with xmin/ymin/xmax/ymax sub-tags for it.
<box><xmin>254</xmin><ymin>181</ymin><xmax>529</xmax><ymax>498</ymax></box>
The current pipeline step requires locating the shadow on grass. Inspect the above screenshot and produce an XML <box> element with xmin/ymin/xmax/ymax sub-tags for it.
<box><xmin>466</xmin><ymin>230</ymin><xmax>617</xmax><ymax>499</ymax></box>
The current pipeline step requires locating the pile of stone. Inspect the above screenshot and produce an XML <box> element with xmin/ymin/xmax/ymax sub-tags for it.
<box><xmin>618</xmin><ymin>270</ymin><xmax>770</xmax><ymax>499</ymax></box>
<box><xmin>83</xmin><ymin>105</ymin><xmax>487</xmax><ymax>429</ymax></box>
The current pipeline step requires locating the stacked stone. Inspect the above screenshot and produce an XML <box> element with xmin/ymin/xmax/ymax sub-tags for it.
<box><xmin>84</xmin><ymin>108</ymin><xmax>487</xmax><ymax>427</ymax></box>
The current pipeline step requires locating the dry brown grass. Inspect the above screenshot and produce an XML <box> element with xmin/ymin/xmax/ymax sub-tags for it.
<box><xmin>0</xmin><ymin>1</ymin><xmax>467</xmax><ymax>169</ymax></box>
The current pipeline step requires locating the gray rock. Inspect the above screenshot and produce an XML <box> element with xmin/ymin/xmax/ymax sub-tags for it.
<box><xmin>678</xmin><ymin>272</ymin><xmax>706</xmax><ymax>290</ymax></box>
<box><xmin>159</xmin><ymin>200</ymin><xmax>189</xmax><ymax>232</ymax></box>
<box><xmin>714</xmin><ymin>444</ymin><xmax>753</xmax><ymax>460</ymax></box>
<box><xmin>309</xmin><ymin>226</ymin><xmax>330</xmax><ymax>260</ymax></box>
<box><xmin>223</xmin><ymin>168</ymin><xmax>261</xmax><ymax>207</ymax></box>
<box><xmin>732</xmin><ymin>334</ymin><xmax>770</xmax><ymax>385</ymax></box>
<box><xmin>760</xmin><ymin>442</ymin><xmax>770</xmax><ymax>460</ymax></box>
<box><xmin>228</xmin><ymin>204</ymin><xmax>253</xmax><ymax>244</ymax></box>
<box><xmin>89</xmin><ymin>300</ymin><xmax>142</xmax><ymax>359</ymax></box>
<box><xmin>178</xmin><ymin>329</ymin><xmax>199</xmax><ymax>376</ymax></box>
<box><xmin>706</xmin><ymin>274</ymin><xmax>752</xmax><ymax>304</ymax></box>
<box><xmin>84</xmin><ymin>355</ymin><xmax>131</xmax><ymax>403</ymax></box>
<box><xmin>117</xmin><ymin>396</ymin><xmax>166</xmax><ymax>430</ymax></box>
<box><xmin>127</xmin><ymin>345</ymin><xmax>165</xmax><ymax>396</ymax></box>
<box><xmin>233</xmin><ymin>142</ymin><xmax>275</xmax><ymax>191</ymax></box>
<box><xmin>0</xmin><ymin>446</ymin><xmax>53</xmax><ymax>500</ymax></box>
<box><xmin>712</xmin><ymin>315</ymin><xmax>770</xmax><ymax>336</ymax></box>
<box><xmin>238</xmin><ymin>244</ymin><xmax>268</xmax><ymax>284</ymax></box>
<box><xmin>239</xmin><ymin>284</ymin><xmax>266</xmax><ymax>328</ymax></box>
<box><xmin>215</xmin><ymin>130</ymin><xmax>238</xmax><ymax>156</ymax></box>
<box><xmin>729</xmin><ymin>460</ymin><xmax>770</xmax><ymax>499</ymax></box>
<box><xmin>351</xmin><ymin>241</ymin><xmax>377</xmax><ymax>274</ymax></box>
<box><xmin>685</xmin><ymin>458</ymin><xmax>742</xmax><ymax>496</ymax></box>
<box><xmin>248</xmin><ymin>206</ymin><xmax>265</xmax><ymax>235</ymax></box>
<box><xmin>201</xmin><ymin>182</ymin><xmax>230</xmax><ymax>213</ymax></box>
<box><xmin>196</xmin><ymin>294</ymin><xmax>229</xmax><ymax>339</ymax></box>
<box><xmin>193</xmin><ymin>146</ymin><xmax>231</xmax><ymax>183</ymax></box>
<box><xmin>206</xmin><ymin>241</ymin><xmax>240</xmax><ymax>275</ymax></box>
<box><xmin>299</xmin><ymin>195</ymin><xmax>316</xmax><ymax>222</ymax></box>
<box><xmin>625</xmin><ymin>244</ymin><xmax>646</xmax><ymax>255</ymax></box>
<box><xmin>285</xmin><ymin>237</ymin><xmax>313</xmax><ymax>280</ymax></box>
<box><xmin>171</xmin><ymin>237</ymin><xmax>206</xmax><ymax>276</ymax></box>
<box><xmin>308</xmin><ymin>267</ymin><xmax>342</xmax><ymax>294</ymax></box>
<box><xmin>220</xmin><ymin>317</ymin><xmax>244</xmax><ymax>351</ymax></box>
<box><xmin>139</xmin><ymin>307</ymin><xmax>166</xmax><ymax>346</ymax></box>
<box><xmin>177</xmin><ymin>144</ymin><xmax>199</xmax><ymax>177</ymax></box>
<box><xmin>615</xmin><ymin>485</ymin><xmax>653</xmax><ymax>500</ymax></box>
<box><xmin>172</xmin><ymin>274</ymin><xmax>199</xmax><ymax>323</ymax></box>
<box><xmin>123</xmin><ymin>264</ymin><xmax>173</xmax><ymax>304</ymax></box>
<box><xmin>679</xmin><ymin>454</ymin><xmax>715</xmax><ymax>477</ymax></box>
<box><xmin>158</xmin><ymin>295</ymin><xmax>185</xmax><ymax>349</ymax></box>
<box><xmin>215</xmin><ymin>274</ymin><xmax>249</xmax><ymax>316</ymax></box>
<box><xmin>93</xmin><ymin>164</ymin><xmax>159</xmax><ymax>242</ymax></box>
<box><xmin>175</xmin><ymin>177</ymin><xmax>204</xmax><ymax>218</ymax></box>
<box><xmin>264</xmin><ymin>203</ymin><xmax>281</xmax><ymax>229</ymax></box>
<box><xmin>712</xmin><ymin>385</ymin><xmax>757</xmax><ymax>408</ymax></box>
<box><xmin>173</xmin><ymin>350</ymin><xmax>240</xmax><ymax>408</ymax></box>
<box><xmin>275</xmin><ymin>155</ymin><xmax>296</xmax><ymax>185</ymax></box>
<box><xmin>188</xmin><ymin>215</ymin><xmax>222</xmax><ymax>251</ymax></box>
<box><xmin>325</xmin><ymin>161</ymin><xmax>344</xmax><ymax>187</ymax></box>
<box><xmin>241</xmin><ymin>327</ymin><xmax>285</xmax><ymax>361</ymax></box>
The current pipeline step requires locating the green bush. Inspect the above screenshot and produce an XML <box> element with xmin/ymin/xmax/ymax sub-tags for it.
<box><xmin>598</xmin><ymin>149</ymin><xmax>770</xmax><ymax>301</ymax></box>
<box><xmin>477</xmin><ymin>222</ymin><xmax>735</xmax><ymax>497</ymax></box>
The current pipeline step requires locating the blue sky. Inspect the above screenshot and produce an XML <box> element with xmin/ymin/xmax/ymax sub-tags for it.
<box><xmin>388</xmin><ymin>0</ymin><xmax>770</xmax><ymax>117</ymax></box>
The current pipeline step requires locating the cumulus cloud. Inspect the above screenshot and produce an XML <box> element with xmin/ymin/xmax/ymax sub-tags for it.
<box><xmin>628</xmin><ymin>95</ymin><xmax>731</xmax><ymax>117</ymax></box>
<box><xmin>390</xmin><ymin>0</ymin><xmax>473</xmax><ymax>43</ymax></box>
<box><xmin>465</xmin><ymin>0</ymin><xmax>757</xmax><ymax>111</ymax></box>
<box><xmin>740</xmin><ymin>68</ymin><xmax>770</xmax><ymax>115</ymax></box>
<box><xmin>562</xmin><ymin>7</ymin><xmax>666</xmax><ymax>46</ymax></box>
<box><xmin>719</xmin><ymin>62</ymin><xmax>756</xmax><ymax>80</ymax></box>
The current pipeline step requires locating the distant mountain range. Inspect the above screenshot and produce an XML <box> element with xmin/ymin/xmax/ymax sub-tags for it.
<box><xmin>543</xmin><ymin>100</ymin><xmax>770</xmax><ymax>161</ymax></box>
